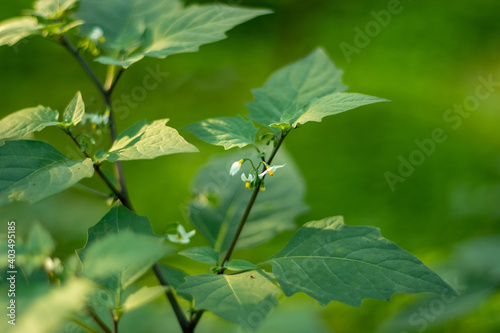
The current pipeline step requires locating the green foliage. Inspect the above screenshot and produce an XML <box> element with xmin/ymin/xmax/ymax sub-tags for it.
<box><xmin>0</xmin><ymin>140</ymin><xmax>94</xmax><ymax>206</ymax></box>
<box><xmin>31</xmin><ymin>0</ymin><xmax>78</xmax><ymax>19</ymax></box>
<box><xmin>0</xmin><ymin>16</ymin><xmax>42</xmax><ymax>46</ymax></box>
<box><xmin>179</xmin><ymin>246</ymin><xmax>219</xmax><ymax>264</ymax></box>
<box><xmin>0</xmin><ymin>106</ymin><xmax>59</xmax><ymax>139</ymax></box>
<box><xmin>188</xmin><ymin>149</ymin><xmax>308</xmax><ymax>252</ymax></box>
<box><xmin>81</xmin><ymin>230</ymin><xmax>170</xmax><ymax>290</ymax></box>
<box><xmin>76</xmin><ymin>0</ymin><xmax>271</xmax><ymax>67</ymax></box>
<box><xmin>159</xmin><ymin>264</ymin><xmax>193</xmax><ymax>301</ymax></box>
<box><xmin>184</xmin><ymin>116</ymin><xmax>259</xmax><ymax>150</ymax></box>
<box><xmin>178</xmin><ymin>270</ymin><xmax>280</xmax><ymax>327</ymax></box>
<box><xmin>96</xmin><ymin>119</ymin><xmax>198</xmax><ymax>162</ymax></box>
<box><xmin>85</xmin><ymin>204</ymin><xmax>155</xmax><ymax>246</ymax></box>
<box><xmin>265</xmin><ymin>216</ymin><xmax>455</xmax><ymax>306</ymax></box>
<box><xmin>6</xmin><ymin>278</ymin><xmax>94</xmax><ymax>333</ymax></box>
<box><xmin>122</xmin><ymin>285</ymin><xmax>170</xmax><ymax>312</ymax></box>
<box><xmin>225</xmin><ymin>259</ymin><xmax>259</xmax><ymax>272</ymax></box>
<box><xmin>62</xmin><ymin>91</ymin><xmax>85</xmax><ymax>126</ymax></box>
<box><xmin>246</xmin><ymin>48</ymin><xmax>386</xmax><ymax>129</ymax></box>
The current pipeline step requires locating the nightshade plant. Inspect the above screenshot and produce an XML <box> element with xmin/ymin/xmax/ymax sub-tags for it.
<box><xmin>0</xmin><ymin>1</ymin><xmax>455</xmax><ymax>332</ymax></box>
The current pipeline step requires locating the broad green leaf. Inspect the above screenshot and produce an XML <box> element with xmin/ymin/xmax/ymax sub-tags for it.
<box><xmin>81</xmin><ymin>231</ymin><xmax>170</xmax><ymax>290</ymax></box>
<box><xmin>15</xmin><ymin>221</ymin><xmax>55</xmax><ymax>275</ymax></box>
<box><xmin>8</xmin><ymin>278</ymin><xmax>93</xmax><ymax>333</ymax></box>
<box><xmin>225</xmin><ymin>259</ymin><xmax>259</xmax><ymax>271</ymax></box>
<box><xmin>188</xmin><ymin>148</ymin><xmax>307</xmax><ymax>252</ymax></box>
<box><xmin>0</xmin><ymin>17</ymin><xmax>42</xmax><ymax>47</ymax></box>
<box><xmin>96</xmin><ymin>119</ymin><xmax>198</xmax><ymax>162</ymax></box>
<box><xmin>123</xmin><ymin>286</ymin><xmax>169</xmax><ymax>312</ymax></box>
<box><xmin>63</xmin><ymin>91</ymin><xmax>85</xmax><ymax>125</ymax></box>
<box><xmin>246</xmin><ymin>48</ymin><xmax>346</xmax><ymax>127</ymax></box>
<box><xmin>177</xmin><ymin>271</ymin><xmax>280</xmax><ymax>327</ymax></box>
<box><xmin>84</xmin><ymin>204</ymin><xmax>155</xmax><ymax>249</ymax></box>
<box><xmin>288</xmin><ymin>92</ymin><xmax>388</xmax><ymax>127</ymax></box>
<box><xmin>160</xmin><ymin>264</ymin><xmax>192</xmax><ymax>301</ymax></box>
<box><xmin>246</xmin><ymin>48</ymin><xmax>386</xmax><ymax>129</ymax></box>
<box><xmin>179</xmin><ymin>246</ymin><xmax>219</xmax><ymax>264</ymax></box>
<box><xmin>0</xmin><ymin>106</ymin><xmax>59</xmax><ymax>140</ymax></box>
<box><xmin>32</xmin><ymin>0</ymin><xmax>78</xmax><ymax>19</ymax></box>
<box><xmin>141</xmin><ymin>5</ymin><xmax>272</xmax><ymax>59</ymax></box>
<box><xmin>183</xmin><ymin>116</ymin><xmax>258</xmax><ymax>150</ymax></box>
<box><xmin>0</xmin><ymin>140</ymin><xmax>94</xmax><ymax>207</ymax></box>
<box><xmin>264</xmin><ymin>216</ymin><xmax>455</xmax><ymax>307</ymax></box>
<box><xmin>76</xmin><ymin>0</ymin><xmax>271</xmax><ymax>67</ymax></box>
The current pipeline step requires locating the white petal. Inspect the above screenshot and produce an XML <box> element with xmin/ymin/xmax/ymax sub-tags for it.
<box><xmin>175</xmin><ymin>225</ymin><xmax>184</xmax><ymax>234</ymax></box>
<box><xmin>185</xmin><ymin>230</ymin><xmax>196</xmax><ymax>238</ymax></box>
<box><xmin>241</xmin><ymin>173</ymin><xmax>248</xmax><ymax>181</ymax></box>
<box><xmin>167</xmin><ymin>234</ymin><xmax>181</xmax><ymax>243</ymax></box>
<box><xmin>230</xmin><ymin>161</ymin><xmax>241</xmax><ymax>175</ymax></box>
<box><xmin>258</xmin><ymin>169</ymin><xmax>269</xmax><ymax>179</ymax></box>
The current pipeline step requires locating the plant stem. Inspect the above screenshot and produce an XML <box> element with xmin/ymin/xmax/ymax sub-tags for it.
<box><xmin>68</xmin><ymin>316</ymin><xmax>99</xmax><ymax>333</ymax></box>
<box><xmin>73</xmin><ymin>183</ymin><xmax>110</xmax><ymax>199</ymax></box>
<box><xmin>220</xmin><ymin>131</ymin><xmax>287</xmax><ymax>267</ymax></box>
<box><xmin>85</xmin><ymin>306</ymin><xmax>112</xmax><ymax>333</ymax></box>
<box><xmin>61</xmin><ymin>38</ymin><xmax>190</xmax><ymax>332</ymax></box>
<box><xmin>60</xmin><ymin>35</ymin><xmax>106</xmax><ymax>97</ymax></box>
<box><xmin>189</xmin><ymin>132</ymin><xmax>288</xmax><ymax>331</ymax></box>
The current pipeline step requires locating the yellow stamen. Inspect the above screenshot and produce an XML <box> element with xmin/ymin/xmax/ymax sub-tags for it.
<box><xmin>98</xmin><ymin>36</ymin><xmax>106</xmax><ymax>43</ymax></box>
<box><xmin>268</xmin><ymin>169</ymin><xmax>274</xmax><ymax>176</ymax></box>
<box><xmin>245</xmin><ymin>181</ymin><xmax>251</xmax><ymax>189</ymax></box>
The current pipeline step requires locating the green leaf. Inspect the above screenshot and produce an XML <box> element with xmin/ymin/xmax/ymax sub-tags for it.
<box><xmin>0</xmin><ymin>106</ymin><xmax>60</xmax><ymax>140</ymax></box>
<box><xmin>159</xmin><ymin>264</ymin><xmax>192</xmax><ymax>301</ymax></box>
<box><xmin>76</xmin><ymin>0</ymin><xmax>271</xmax><ymax>67</ymax></box>
<box><xmin>179</xmin><ymin>246</ymin><xmax>219</xmax><ymax>264</ymax></box>
<box><xmin>188</xmin><ymin>148</ymin><xmax>307</xmax><ymax>252</ymax></box>
<box><xmin>246</xmin><ymin>48</ymin><xmax>386</xmax><ymax>129</ymax></box>
<box><xmin>183</xmin><ymin>116</ymin><xmax>258</xmax><ymax>150</ymax></box>
<box><xmin>288</xmin><ymin>92</ymin><xmax>388</xmax><ymax>127</ymax></box>
<box><xmin>81</xmin><ymin>231</ymin><xmax>170</xmax><ymax>290</ymax></box>
<box><xmin>96</xmin><ymin>119</ymin><xmax>198</xmax><ymax>162</ymax></box>
<box><xmin>123</xmin><ymin>285</ymin><xmax>169</xmax><ymax>312</ymax></box>
<box><xmin>264</xmin><ymin>216</ymin><xmax>455</xmax><ymax>307</ymax></box>
<box><xmin>177</xmin><ymin>271</ymin><xmax>280</xmax><ymax>327</ymax></box>
<box><xmin>0</xmin><ymin>17</ymin><xmax>42</xmax><ymax>47</ymax></box>
<box><xmin>32</xmin><ymin>0</ymin><xmax>78</xmax><ymax>19</ymax></box>
<box><xmin>84</xmin><ymin>204</ymin><xmax>155</xmax><ymax>249</ymax></box>
<box><xmin>225</xmin><ymin>259</ymin><xmax>259</xmax><ymax>271</ymax></box>
<box><xmin>15</xmin><ymin>221</ymin><xmax>56</xmax><ymax>275</ymax></box>
<box><xmin>0</xmin><ymin>140</ymin><xmax>94</xmax><ymax>207</ymax></box>
<box><xmin>9</xmin><ymin>278</ymin><xmax>94</xmax><ymax>333</ymax></box>
<box><xmin>63</xmin><ymin>91</ymin><xmax>85</xmax><ymax>125</ymax></box>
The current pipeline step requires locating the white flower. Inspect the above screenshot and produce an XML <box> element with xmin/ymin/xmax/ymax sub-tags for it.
<box><xmin>229</xmin><ymin>159</ymin><xmax>244</xmax><ymax>176</ymax></box>
<box><xmin>43</xmin><ymin>257</ymin><xmax>62</xmax><ymax>274</ymax></box>
<box><xmin>167</xmin><ymin>225</ymin><xmax>196</xmax><ymax>244</ymax></box>
<box><xmin>259</xmin><ymin>164</ymin><xmax>285</xmax><ymax>178</ymax></box>
<box><xmin>241</xmin><ymin>173</ymin><xmax>255</xmax><ymax>189</ymax></box>
<box><xmin>88</xmin><ymin>27</ymin><xmax>105</xmax><ymax>43</ymax></box>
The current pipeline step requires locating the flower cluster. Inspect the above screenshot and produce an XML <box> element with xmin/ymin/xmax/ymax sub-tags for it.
<box><xmin>229</xmin><ymin>158</ymin><xmax>285</xmax><ymax>190</ymax></box>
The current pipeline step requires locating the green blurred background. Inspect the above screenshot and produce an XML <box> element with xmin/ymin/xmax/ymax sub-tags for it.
<box><xmin>1</xmin><ymin>0</ymin><xmax>499</xmax><ymax>332</ymax></box>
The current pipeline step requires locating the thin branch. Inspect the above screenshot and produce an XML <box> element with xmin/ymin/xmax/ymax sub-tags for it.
<box><xmin>152</xmin><ymin>263</ymin><xmax>190</xmax><ymax>332</ymax></box>
<box><xmin>61</xmin><ymin>39</ymin><xmax>188</xmax><ymax>332</ymax></box>
<box><xmin>86</xmin><ymin>306</ymin><xmax>112</xmax><ymax>333</ymax></box>
<box><xmin>60</xmin><ymin>35</ymin><xmax>106</xmax><ymax>96</ymax></box>
<box><xmin>189</xmin><ymin>131</ymin><xmax>289</xmax><ymax>331</ymax></box>
<box><xmin>220</xmin><ymin>131</ymin><xmax>287</xmax><ymax>267</ymax></box>
<box><xmin>68</xmin><ymin>316</ymin><xmax>99</xmax><ymax>333</ymax></box>
<box><xmin>73</xmin><ymin>183</ymin><xmax>110</xmax><ymax>199</ymax></box>
<box><xmin>108</xmin><ymin>67</ymin><xmax>125</xmax><ymax>96</ymax></box>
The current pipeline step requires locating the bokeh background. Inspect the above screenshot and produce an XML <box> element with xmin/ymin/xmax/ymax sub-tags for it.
<box><xmin>1</xmin><ymin>0</ymin><xmax>499</xmax><ymax>332</ymax></box>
